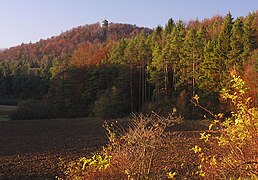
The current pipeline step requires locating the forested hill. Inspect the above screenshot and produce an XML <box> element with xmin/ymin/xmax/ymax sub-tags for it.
<box><xmin>0</xmin><ymin>12</ymin><xmax>258</xmax><ymax>120</ymax></box>
<box><xmin>0</xmin><ymin>22</ymin><xmax>151</xmax><ymax>63</ymax></box>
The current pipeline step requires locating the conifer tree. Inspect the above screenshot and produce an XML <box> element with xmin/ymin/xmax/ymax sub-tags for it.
<box><xmin>229</xmin><ymin>18</ymin><xmax>244</xmax><ymax>71</ymax></box>
<box><xmin>215</xmin><ymin>12</ymin><xmax>233</xmax><ymax>62</ymax></box>
<box><xmin>243</xmin><ymin>12</ymin><xmax>257</xmax><ymax>59</ymax></box>
<box><xmin>149</xmin><ymin>43</ymin><xmax>164</xmax><ymax>102</ymax></box>
<box><xmin>179</xmin><ymin>27</ymin><xmax>204</xmax><ymax>90</ymax></box>
<box><xmin>164</xmin><ymin>18</ymin><xmax>175</xmax><ymax>35</ymax></box>
<box><xmin>124</xmin><ymin>37</ymin><xmax>139</xmax><ymax>110</ymax></box>
<box><xmin>167</xmin><ymin>21</ymin><xmax>185</xmax><ymax>92</ymax></box>
<box><xmin>160</xmin><ymin>33</ymin><xmax>171</xmax><ymax>97</ymax></box>
<box><xmin>109</xmin><ymin>38</ymin><xmax>127</xmax><ymax>64</ymax></box>
<box><xmin>136</xmin><ymin>32</ymin><xmax>152</xmax><ymax>108</ymax></box>
<box><xmin>199</xmin><ymin>39</ymin><xmax>218</xmax><ymax>93</ymax></box>
<box><xmin>214</xmin><ymin>12</ymin><xmax>233</xmax><ymax>88</ymax></box>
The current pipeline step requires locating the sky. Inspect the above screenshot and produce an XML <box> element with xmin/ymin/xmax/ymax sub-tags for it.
<box><xmin>1</xmin><ymin>0</ymin><xmax>258</xmax><ymax>48</ymax></box>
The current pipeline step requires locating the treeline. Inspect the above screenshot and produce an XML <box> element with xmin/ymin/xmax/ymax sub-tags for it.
<box><xmin>1</xmin><ymin>12</ymin><xmax>258</xmax><ymax>119</ymax></box>
<box><xmin>0</xmin><ymin>60</ymin><xmax>50</xmax><ymax>105</ymax></box>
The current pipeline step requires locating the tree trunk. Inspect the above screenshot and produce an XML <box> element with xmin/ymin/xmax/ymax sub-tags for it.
<box><xmin>164</xmin><ymin>61</ymin><xmax>168</xmax><ymax>97</ymax></box>
<box><xmin>130</xmin><ymin>65</ymin><xmax>134</xmax><ymax>112</ymax></box>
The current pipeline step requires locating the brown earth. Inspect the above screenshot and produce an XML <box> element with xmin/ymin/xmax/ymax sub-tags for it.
<box><xmin>0</xmin><ymin>118</ymin><xmax>111</xmax><ymax>180</ymax></box>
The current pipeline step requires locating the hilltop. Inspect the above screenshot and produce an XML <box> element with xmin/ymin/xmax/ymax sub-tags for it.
<box><xmin>0</xmin><ymin>22</ymin><xmax>151</xmax><ymax>63</ymax></box>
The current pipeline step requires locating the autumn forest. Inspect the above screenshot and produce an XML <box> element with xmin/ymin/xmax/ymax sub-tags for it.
<box><xmin>0</xmin><ymin>8</ymin><xmax>258</xmax><ymax>179</ymax></box>
<box><xmin>0</xmin><ymin>12</ymin><xmax>257</xmax><ymax>120</ymax></box>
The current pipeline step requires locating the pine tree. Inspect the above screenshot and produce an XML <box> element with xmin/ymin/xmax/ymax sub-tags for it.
<box><xmin>179</xmin><ymin>27</ymin><xmax>205</xmax><ymax>118</ymax></box>
<box><xmin>229</xmin><ymin>18</ymin><xmax>244</xmax><ymax>71</ymax></box>
<box><xmin>199</xmin><ymin>39</ymin><xmax>218</xmax><ymax>93</ymax></box>
<box><xmin>194</xmin><ymin>25</ymin><xmax>206</xmax><ymax>84</ymax></box>
<box><xmin>164</xmin><ymin>18</ymin><xmax>175</xmax><ymax>35</ymax></box>
<box><xmin>179</xmin><ymin>27</ymin><xmax>204</xmax><ymax>90</ymax></box>
<box><xmin>167</xmin><ymin>21</ymin><xmax>185</xmax><ymax>92</ymax></box>
<box><xmin>215</xmin><ymin>12</ymin><xmax>233</xmax><ymax>62</ymax></box>
<box><xmin>124</xmin><ymin>37</ymin><xmax>139</xmax><ymax>111</ymax></box>
<box><xmin>160</xmin><ymin>33</ymin><xmax>171</xmax><ymax>97</ymax></box>
<box><xmin>214</xmin><ymin>12</ymin><xmax>234</xmax><ymax>88</ymax></box>
<box><xmin>109</xmin><ymin>38</ymin><xmax>127</xmax><ymax>64</ymax></box>
<box><xmin>243</xmin><ymin>12</ymin><xmax>257</xmax><ymax>59</ymax></box>
<box><xmin>136</xmin><ymin>32</ymin><xmax>152</xmax><ymax>109</ymax></box>
<box><xmin>149</xmin><ymin>43</ymin><xmax>164</xmax><ymax>102</ymax></box>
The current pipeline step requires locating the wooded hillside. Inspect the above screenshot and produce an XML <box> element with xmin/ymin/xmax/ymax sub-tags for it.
<box><xmin>0</xmin><ymin>12</ymin><xmax>257</xmax><ymax>119</ymax></box>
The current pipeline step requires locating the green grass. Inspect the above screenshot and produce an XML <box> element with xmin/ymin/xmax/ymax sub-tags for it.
<box><xmin>0</xmin><ymin>106</ymin><xmax>17</xmax><ymax>121</ymax></box>
<box><xmin>0</xmin><ymin>116</ymin><xmax>10</xmax><ymax>121</ymax></box>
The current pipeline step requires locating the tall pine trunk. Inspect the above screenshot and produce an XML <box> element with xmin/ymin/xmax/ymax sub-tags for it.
<box><xmin>130</xmin><ymin>65</ymin><xmax>134</xmax><ymax>112</ymax></box>
<box><xmin>164</xmin><ymin>61</ymin><xmax>169</xmax><ymax>97</ymax></box>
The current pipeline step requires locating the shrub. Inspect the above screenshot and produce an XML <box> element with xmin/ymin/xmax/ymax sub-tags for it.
<box><xmin>59</xmin><ymin>113</ymin><xmax>183</xmax><ymax>179</ymax></box>
<box><xmin>11</xmin><ymin>99</ymin><xmax>54</xmax><ymax>120</ymax></box>
<box><xmin>93</xmin><ymin>88</ymin><xmax>130</xmax><ymax>119</ymax></box>
<box><xmin>192</xmin><ymin>76</ymin><xmax>258</xmax><ymax>179</ymax></box>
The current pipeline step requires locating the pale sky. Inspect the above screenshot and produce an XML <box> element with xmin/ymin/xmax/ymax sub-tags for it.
<box><xmin>1</xmin><ymin>0</ymin><xmax>257</xmax><ymax>48</ymax></box>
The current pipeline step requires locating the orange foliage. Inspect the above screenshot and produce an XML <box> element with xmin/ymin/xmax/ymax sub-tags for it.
<box><xmin>0</xmin><ymin>23</ymin><xmax>149</xmax><ymax>63</ymax></box>
<box><xmin>186</xmin><ymin>19</ymin><xmax>201</xmax><ymax>31</ymax></box>
<box><xmin>202</xmin><ymin>15</ymin><xmax>223</xmax><ymax>39</ymax></box>
<box><xmin>70</xmin><ymin>42</ymin><xmax>111</xmax><ymax>67</ymax></box>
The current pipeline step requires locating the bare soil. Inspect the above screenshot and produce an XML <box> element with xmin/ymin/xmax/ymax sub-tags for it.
<box><xmin>0</xmin><ymin>118</ymin><xmax>109</xmax><ymax>179</ymax></box>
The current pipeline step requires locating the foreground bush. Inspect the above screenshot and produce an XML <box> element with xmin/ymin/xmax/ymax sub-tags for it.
<box><xmin>192</xmin><ymin>76</ymin><xmax>258</xmax><ymax>179</ymax></box>
<box><xmin>58</xmin><ymin>113</ymin><xmax>185</xmax><ymax>179</ymax></box>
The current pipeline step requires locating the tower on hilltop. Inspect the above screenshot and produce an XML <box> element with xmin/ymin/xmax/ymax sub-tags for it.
<box><xmin>101</xmin><ymin>19</ymin><xmax>109</xmax><ymax>28</ymax></box>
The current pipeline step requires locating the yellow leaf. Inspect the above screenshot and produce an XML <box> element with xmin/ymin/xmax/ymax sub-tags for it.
<box><xmin>167</xmin><ymin>172</ymin><xmax>177</xmax><ymax>179</ymax></box>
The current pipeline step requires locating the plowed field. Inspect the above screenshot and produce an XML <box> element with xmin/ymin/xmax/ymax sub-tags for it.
<box><xmin>0</xmin><ymin>118</ymin><xmax>109</xmax><ymax>179</ymax></box>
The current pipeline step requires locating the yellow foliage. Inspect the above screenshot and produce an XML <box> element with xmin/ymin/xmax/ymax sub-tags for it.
<box><xmin>191</xmin><ymin>145</ymin><xmax>202</xmax><ymax>153</ymax></box>
<box><xmin>193</xmin><ymin>76</ymin><xmax>258</xmax><ymax>179</ymax></box>
<box><xmin>167</xmin><ymin>171</ymin><xmax>177</xmax><ymax>179</ymax></box>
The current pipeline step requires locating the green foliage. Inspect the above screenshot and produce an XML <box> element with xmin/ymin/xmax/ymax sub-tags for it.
<box><xmin>93</xmin><ymin>88</ymin><xmax>130</xmax><ymax>119</ymax></box>
<box><xmin>164</xmin><ymin>18</ymin><xmax>175</xmax><ymax>34</ymax></box>
<box><xmin>0</xmin><ymin>60</ymin><xmax>50</xmax><ymax>104</ymax></box>
<box><xmin>11</xmin><ymin>99</ymin><xmax>53</xmax><ymax>120</ymax></box>
<box><xmin>108</xmin><ymin>38</ymin><xmax>128</xmax><ymax>64</ymax></box>
<box><xmin>216</xmin><ymin>12</ymin><xmax>233</xmax><ymax>62</ymax></box>
<box><xmin>243</xmin><ymin>12</ymin><xmax>257</xmax><ymax>58</ymax></box>
<box><xmin>93</xmin><ymin>91</ymin><xmax>112</xmax><ymax>118</ymax></box>
<box><xmin>198</xmin><ymin>39</ymin><xmax>219</xmax><ymax>92</ymax></box>
<box><xmin>0</xmin><ymin>105</ymin><xmax>17</xmax><ymax>121</ymax></box>
<box><xmin>229</xmin><ymin>18</ymin><xmax>245</xmax><ymax>69</ymax></box>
